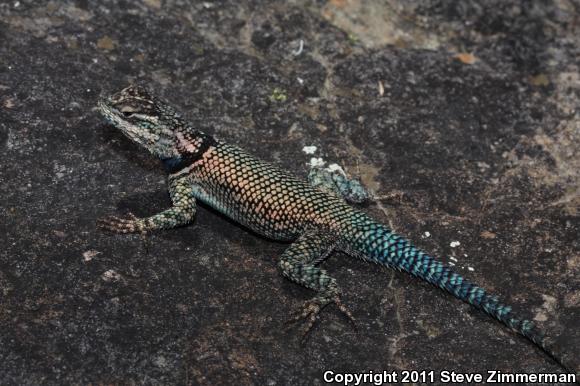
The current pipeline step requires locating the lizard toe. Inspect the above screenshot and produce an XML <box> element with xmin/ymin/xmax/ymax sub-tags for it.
<box><xmin>284</xmin><ymin>300</ymin><xmax>322</xmax><ymax>339</ymax></box>
<box><xmin>334</xmin><ymin>295</ymin><xmax>357</xmax><ymax>331</ymax></box>
<box><xmin>97</xmin><ymin>213</ymin><xmax>144</xmax><ymax>234</ymax></box>
<box><xmin>285</xmin><ymin>295</ymin><xmax>357</xmax><ymax>340</ymax></box>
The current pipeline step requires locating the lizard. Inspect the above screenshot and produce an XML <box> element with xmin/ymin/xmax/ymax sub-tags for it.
<box><xmin>97</xmin><ymin>84</ymin><xmax>573</xmax><ymax>373</ymax></box>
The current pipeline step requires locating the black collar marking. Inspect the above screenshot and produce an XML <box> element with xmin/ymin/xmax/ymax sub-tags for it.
<box><xmin>163</xmin><ymin>133</ymin><xmax>217</xmax><ymax>174</ymax></box>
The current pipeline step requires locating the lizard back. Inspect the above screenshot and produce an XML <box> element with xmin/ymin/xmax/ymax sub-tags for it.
<box><xmin>176</xmin><ymin>141</ymin><xmax>356</xmax><ymax>241</ymax></box>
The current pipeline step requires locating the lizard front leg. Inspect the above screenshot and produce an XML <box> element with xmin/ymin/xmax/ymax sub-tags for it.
<box><xmin>278</xmin><ymin>230</ymin><xmax>355</xmax><ymax>338</ymax></box>
<box><xmin>98</xmin><ymin>175</ymin><xmax>196</xmax><ymax>233</ymax></box>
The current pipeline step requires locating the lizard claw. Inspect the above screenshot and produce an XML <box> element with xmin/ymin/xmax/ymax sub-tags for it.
<box><xmin>285</xmin><ymin>300</ymin><xmax>322</xmax><ymax>342</ymax></box>
<box><xmin>334</xmin><ymin>295</ymin><xmax>357</xmax><ymax>331</ymax></box>
<box><xmin>285</xmin><ymin>296</ymin><xmax>357</xmax><ymax>341</ymax></box>
<box><xmin>97</xmin><ymin>213</ymin><xmax>146</xmax><ymax>234</ymax></box>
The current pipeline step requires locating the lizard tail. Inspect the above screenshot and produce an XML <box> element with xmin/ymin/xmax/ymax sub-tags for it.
<box><xmin>349</xmin><ymin>219</ymin><xmax>573</xmax><ymax>373</ymax></box>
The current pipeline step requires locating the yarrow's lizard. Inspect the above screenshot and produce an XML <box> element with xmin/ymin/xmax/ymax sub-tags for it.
<box><xmin>97</xmin><ymin>84</ymin><xmax>573</xmax><ymax>372</ymax></box>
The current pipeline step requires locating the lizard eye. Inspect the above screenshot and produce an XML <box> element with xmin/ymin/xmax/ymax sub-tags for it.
<box><xmin>119</xmin><ymin>104</ymin><xmax>138</xmax><ymax>118</ymax></box>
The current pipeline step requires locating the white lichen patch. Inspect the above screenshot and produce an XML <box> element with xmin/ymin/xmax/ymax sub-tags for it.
<box><xmin>309</xmin><ymin>157</ymin><xmax>326</xmax><ymax>168</ymax></box>
<box><xmin>302</xmin><ymin>145</ymin><xmax>317</xmax><ymax>154</ymax></box>
<box><xmin>326</xmin><ymin>163</ymin><xmax>346</xmax><ymax>176</ymax></box>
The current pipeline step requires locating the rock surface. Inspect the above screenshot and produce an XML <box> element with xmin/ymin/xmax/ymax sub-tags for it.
<box><xmin>0</xmin><ymin>0</ymin><xmax>578</xmax><ymax>384</ymax></box>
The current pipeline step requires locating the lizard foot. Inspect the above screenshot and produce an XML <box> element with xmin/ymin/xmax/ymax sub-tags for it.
<box><xmin>97</xmin><ymin>213</ymin><xmax>146</xmax><ymax>234</ymax></box>
<box><xmin>285</xmin><ymin>296</ymin><xmax>356</xmax><ymax>341</ymax></box>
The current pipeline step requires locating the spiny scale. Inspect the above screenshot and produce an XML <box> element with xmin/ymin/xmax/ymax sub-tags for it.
<box><xmin>97</xmin><ymin>84</ymin><xmax>573</xmax><ymax>373</ymax></box>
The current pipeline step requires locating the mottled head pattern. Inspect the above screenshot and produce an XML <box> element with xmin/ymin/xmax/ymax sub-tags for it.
<box><xmin>99</xmin><ymin>84</ymin><xmax>211</xmax><ymax>163</ymax></box>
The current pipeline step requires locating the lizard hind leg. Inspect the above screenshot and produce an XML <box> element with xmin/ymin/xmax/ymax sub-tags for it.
<box><xmin>308</xmin><ymin>166</ymin><xmax>370</xmax><ymax>204</ymax></box>
<box><xmin>278</xmin><ymin>230</ymin><xmax>355</xmax><ymax>339</ymax></box>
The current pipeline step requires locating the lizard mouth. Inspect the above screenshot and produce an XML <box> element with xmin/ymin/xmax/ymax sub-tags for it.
<box><xmin>97</xmin><ymin>97</ymin><xmax>124</xmax><ymax>127</ymax></box>
<box><xmin>97</xmin><ymin>97</ymin><xmax>112</xmax><ymax>112</ymax></box>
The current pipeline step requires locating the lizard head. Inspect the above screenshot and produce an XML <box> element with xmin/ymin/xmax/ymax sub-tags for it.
<box><xmin>98</xmin><ymin>84</ymin><xmax>183</xmax><ymax>159</ymax></box>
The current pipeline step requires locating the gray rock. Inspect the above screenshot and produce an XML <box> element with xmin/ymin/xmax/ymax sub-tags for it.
<box><xmin>0</xmin><ymin>0</ymin><xmax>578</xmax><ymax>384</ymax></box>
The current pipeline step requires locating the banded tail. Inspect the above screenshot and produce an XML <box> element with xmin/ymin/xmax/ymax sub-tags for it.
<box><xmin>347</xmin><ymin>216</ymin><xmax>572</xmax><ymax>373</ymax></box>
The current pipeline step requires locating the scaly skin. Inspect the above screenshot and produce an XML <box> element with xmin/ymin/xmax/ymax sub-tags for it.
<box><xmin>97</xmin><ymin>84</ymin><xmax>573</xmax><ymax>372</ymax></box>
